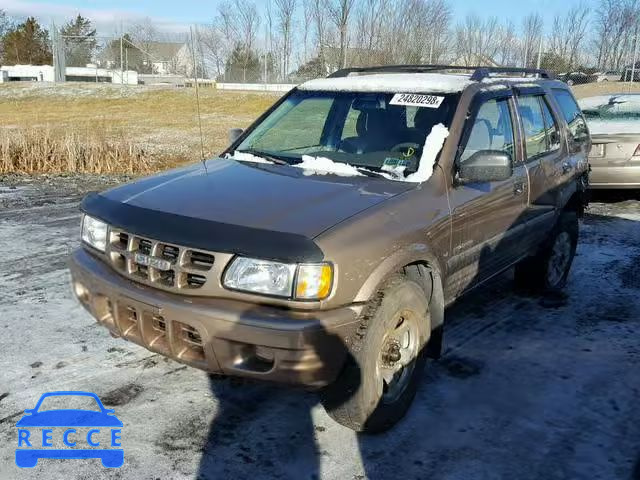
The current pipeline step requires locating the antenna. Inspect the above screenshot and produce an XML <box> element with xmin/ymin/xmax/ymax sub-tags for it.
<box><xmin>190</xmin><ymin>26</ymin><xmax>207</xmax><ymax>173</ymax></box>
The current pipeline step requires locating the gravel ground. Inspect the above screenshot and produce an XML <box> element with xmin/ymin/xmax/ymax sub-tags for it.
<box><xmin>0</xmin><ymin>176</ymin><xmax>639</xmax><ymax>480</ymax></box>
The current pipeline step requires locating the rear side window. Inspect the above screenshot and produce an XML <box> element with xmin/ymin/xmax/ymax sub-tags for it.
<box><xmin>460</xmin><ymin>98</ymin><xmax>515</xmax><ymax>163</ymax></box>
<box><xmin>552</xmin><ymin>89</ymin><xmax>589</xmax><ymax>144</ymax></box>
<box><xmin>517</xmin><ymin>95</ymin><xmax>548</xmax><ymax>160</ymax></box>
<box><xmin>540</xmin><ymin>98</ymin><xmax>561</xmax><ymax>152</ymax></box>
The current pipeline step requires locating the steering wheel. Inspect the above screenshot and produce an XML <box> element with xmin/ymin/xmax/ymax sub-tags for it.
<box><xmin>390</xmin><ymin>142</ymin><xmax>422</xmax><ymax>158</ymax></box>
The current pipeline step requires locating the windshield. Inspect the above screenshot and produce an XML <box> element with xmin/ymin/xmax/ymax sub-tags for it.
<box><xmin>581</xmin><ymin>95</ymin><xmax>640</xmax><ymax>120</ymax></box>
<box><xmin>234</xmin><ymin>90</ymin><xmax>459</xmax><ymax>179</ymax></box>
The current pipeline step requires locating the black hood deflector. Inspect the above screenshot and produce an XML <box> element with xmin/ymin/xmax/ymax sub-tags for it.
<box><xmin>81</xmin><ymin>192</ymin><xmax>325</xmax><ymax>263</ymax></box>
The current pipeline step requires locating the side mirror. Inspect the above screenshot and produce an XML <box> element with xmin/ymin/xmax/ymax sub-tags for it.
<box><xmin>228</xmin><ymin>128</ymin><xmax>244</xmax><ymax>144</ymax></box>
<box><xmin>458</xmin><ymin>150</ymin><xmax>513</xmax><ymax>183</ymax></box>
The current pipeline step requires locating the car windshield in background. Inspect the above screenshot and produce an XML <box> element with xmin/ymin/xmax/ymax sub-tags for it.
<box><xmin>235</xmin><ymin>90</ymin><xmax>459</xmax><ymax>177</ymax></box>
<box><xmin>581</xmin><ymin>95</ymin><xmax>640</xmax><ymax>120</ymax></box>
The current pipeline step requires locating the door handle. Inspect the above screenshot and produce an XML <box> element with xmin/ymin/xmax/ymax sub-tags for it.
<box><xmin>562</xmin><ymin>161</ymin><xmax>573</xmax><ymax>174</ymax></box>
<box><xmin>513</xmin><ymin>182</ymin><xmax>525</xmax><ymax>195</ymax></box>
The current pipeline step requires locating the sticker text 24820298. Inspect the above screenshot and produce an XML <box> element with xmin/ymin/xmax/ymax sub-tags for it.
<box><xmin>390</xmin><ymin>93</ymin><xmax>444</xmax><ymax>108</ymax></box>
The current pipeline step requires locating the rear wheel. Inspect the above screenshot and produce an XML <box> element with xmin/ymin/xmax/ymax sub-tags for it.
<box><xmin>320</xmin><ymin>275</ymin><xmax>430</xmax><ymax>433</ymax></box>
<box><xmin>515</xmin><ymin>210</ymin><xmax>578</xmax><ymax>292</ymax></box>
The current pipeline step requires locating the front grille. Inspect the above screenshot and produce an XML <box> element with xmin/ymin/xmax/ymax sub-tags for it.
<box><xmin>107</xmin><ymin>228</ymin><xmax>215</xmax><ymax>292</ymax></box>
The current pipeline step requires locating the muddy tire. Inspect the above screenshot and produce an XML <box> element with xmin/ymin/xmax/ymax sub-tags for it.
<box><xmin>514</xmin><ymin>210</ymin><xmax>579</xmax><ymax>292</ymax></box>
<box><xmin>320</xmin><ymin>275</ymin><xmax>430</xmax><ymax>433</ymax></box>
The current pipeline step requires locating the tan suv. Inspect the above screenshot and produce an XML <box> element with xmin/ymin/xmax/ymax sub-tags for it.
<box><xmin>70</xmin><ymin>66</ymin><xmax>590</xmax><ymax>432</ymax></box>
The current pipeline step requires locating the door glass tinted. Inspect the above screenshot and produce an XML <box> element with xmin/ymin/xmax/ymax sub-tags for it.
<box><xmin>541</xmin><ymin>98</ymin><xmax>561</xmax><ymax>151</ymax></box>
<box><xmin>460</xmin><ymin>98</ymin><xmax>514</xmax><ymax>163</ymax></box>
<box><xmin>552</xmin><ymin>89</ymin><xmax>589</xmax><ymax>144</ymax></box>
<box><xmin>517</xmin><ymin>95</ymin><xmax>547</xmax><ymax>160</ymax></box>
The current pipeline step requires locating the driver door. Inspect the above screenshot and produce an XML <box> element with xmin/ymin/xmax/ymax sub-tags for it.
<box><xmin>445</xmin><ymin>93</ymin><xmax>529</xmax><ymax>298</ymax></box>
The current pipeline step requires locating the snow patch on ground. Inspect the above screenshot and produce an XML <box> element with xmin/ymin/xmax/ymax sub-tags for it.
<box><xmin>294</xmin><ymin>155</ymin><xmax>364</xmax><ymax>177</ymax></box>
<box><xmin>405</xmin><ymin>124</ymin><xmax>450</xmax><ymax>183</ymax></box>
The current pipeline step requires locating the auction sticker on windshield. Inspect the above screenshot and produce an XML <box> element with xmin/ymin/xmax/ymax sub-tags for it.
<box><xmin>390</xmin><ymin>93</ymin><xmax>444</xmax><ymax>108</ymax></box>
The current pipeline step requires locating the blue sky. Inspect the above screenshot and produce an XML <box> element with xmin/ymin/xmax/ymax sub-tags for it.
<box><xmin>3</xmin><ymin>0</ymin><xmax>597</xmax><ymax>34</ymax></box>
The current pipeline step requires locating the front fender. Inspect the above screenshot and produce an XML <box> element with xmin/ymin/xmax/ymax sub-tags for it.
<box><xmin>353</xmin><ymin>243</ymin><xmax>443</xmax><ymax>303</ymax></box>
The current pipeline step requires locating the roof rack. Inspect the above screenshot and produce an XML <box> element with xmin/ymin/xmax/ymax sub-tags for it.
<box><xmin>327</xmin><ymin>65</ymin><xmax>555</xmax><ymax>81</ymax></box>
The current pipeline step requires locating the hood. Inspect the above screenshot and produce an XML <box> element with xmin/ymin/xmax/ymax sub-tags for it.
<box><xmin>83</xmin><ymin>158</ymin><xmax>414</xmax><ymax>262</ymax></box>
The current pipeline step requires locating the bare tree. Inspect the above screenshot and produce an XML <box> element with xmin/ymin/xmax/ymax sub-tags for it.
<box><xmin>199</xmin><ymin>21</ymin><xmax>228</xmax><ymax>79</ymax></box>
<box><xmin>550</xmin><ymin>3</ymin><xmax>591</xmax><ymax>68</ymax></box>
<box><xmin>300</xmin><ymin>0</ymin><xmax>313</xmax><ymax>64</ymax></box>
<box><xmin>275</xmin><ymin>0</ymin><xmax>296</xmax><ymax>79</ymax></box>
<box><xmin>130</xmin><ymin>17</ymin><xmax>159</xmax><ymax>73</ymax></box>
<box><xmin>312</xmin><ymin>0</ymin><xmax>330</xmax><ymax>71</ymax></box>
<box><xmin>327</xmin><ymin>0</ymin><xmax>357</xmax><ymax>69</ymax></box>
<box><xmin>455</xmin><ymin>14</ymin><xmax>501</xmax><ymax>66</ymax></box>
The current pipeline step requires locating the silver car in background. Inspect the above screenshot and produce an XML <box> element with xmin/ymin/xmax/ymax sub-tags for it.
<box><xmin>579</xmin><ymin>94</ymin><xmax>640</xmax><ymax>189</ymax></box>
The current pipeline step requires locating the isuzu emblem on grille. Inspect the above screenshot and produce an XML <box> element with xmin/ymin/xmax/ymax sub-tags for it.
<box><xmin>134</xmin><ymin>253</ymin><xmax>172</xmax><ymax>271</ymax></box>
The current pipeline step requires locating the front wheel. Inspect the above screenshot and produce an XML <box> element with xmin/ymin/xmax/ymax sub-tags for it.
<box><xmin>320</xmin><ymin>275</ymin><xmax>430</xmax><ymax>433</ymax></box>
<box><xmin>515</xmin><ymin>210</ymin><xmax>578</xmax><ymax>292</ymax></box>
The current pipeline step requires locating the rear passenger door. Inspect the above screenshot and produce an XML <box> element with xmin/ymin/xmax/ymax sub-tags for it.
<box><xmin>446</xmin><ymin>92</ymin><xmax>528</xmax><ymax>297</ymax></box>
<box><xmin>514</xmin><ymin>89</ymin><xmax>565</xmax><ymax>247</ymax></box>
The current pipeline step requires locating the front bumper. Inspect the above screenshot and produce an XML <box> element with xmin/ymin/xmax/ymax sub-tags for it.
<box><xmin>70</xmin><ymin>249</ymin><xmax>362</xmax><ymax>388</ymax></box>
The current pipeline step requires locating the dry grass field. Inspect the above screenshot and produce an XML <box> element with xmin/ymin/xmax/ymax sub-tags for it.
<box><xmin>0</xmin><ymin>83</ymin><xmax>280</xmax><ymax>174</ymax></box>
<box><xmin>1</xmin><ymin>80</ymin><xmax>639</xmax><ymax>174</ymax></box>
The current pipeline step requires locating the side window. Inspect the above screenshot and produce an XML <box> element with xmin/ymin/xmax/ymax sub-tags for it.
<box><xmin>460</xmin><ymin>98</ymin><xmax>514</xmax><ymax>163</ymax></box>
<box><xmin>551</xmin><ymin>89</ymin><xmax>590</xmax><ymax>145</ymax></box>
<box><xmin>540</xmin><ymin>97</ymin><xmax>561</xmax><ymax>152</ymax></box>
<box><xmin>517</xmin><ymin>95</ymin><xmax>547</xmax><ymax>160</ymax></box>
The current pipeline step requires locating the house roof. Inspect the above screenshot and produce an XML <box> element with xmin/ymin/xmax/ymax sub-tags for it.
<box><xmin>147</xmin><ymin>42</ymin><xmax>185</xmax><ymax>61</ymax></box>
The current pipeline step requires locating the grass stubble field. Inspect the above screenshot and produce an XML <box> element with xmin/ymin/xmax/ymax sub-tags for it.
<box><xmin>1</xmin><ymin>80</ymin><xmax>640</xmax><ymax>175</ymax></box>
<box><xmin>0</xmin><ymin>82</ymin><xmax>278</xmax><ymax>174</ymax></box>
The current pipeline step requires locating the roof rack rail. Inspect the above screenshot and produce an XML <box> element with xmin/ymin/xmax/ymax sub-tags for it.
<box><xmin>327</xmin><ymin>65</ymin><xmax>555</xmax><ymax>81</ymax></box>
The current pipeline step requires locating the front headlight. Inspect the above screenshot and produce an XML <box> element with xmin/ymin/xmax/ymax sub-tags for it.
<box><xmin>81</xmin><ymin>214</ymin><xmax>108</xmax><ymax>252</ymax></box>
<box><xmin>223</xmin><ymin>257</ymin><xmax>333</xmax><ymax>300</ymax></box>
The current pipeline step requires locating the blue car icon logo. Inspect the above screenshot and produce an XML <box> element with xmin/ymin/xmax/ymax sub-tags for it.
<box><xmin>15</xmin><ymin>391</ymin><xmax>123</xmax><ymax>468</ymax></box>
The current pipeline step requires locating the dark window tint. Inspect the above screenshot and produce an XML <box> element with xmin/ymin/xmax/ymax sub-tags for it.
<box><xmin>540</xmin><ymin>97</ymin><xmax>561</xmax><ymax>152</ymax></box>
<box><xmin>460</xmin><ymin>98</ymin><xmax>515</xmax><ymax>163</ymax></box>
<box><xmin>517</xmin><ymin>95</ymin><xmax>547</xmax><ymax>160</ymax></box>
<box><xmin>552</xmin><ymin>89</ymin><xmax>589</xmax><ymax>144</ymax></box>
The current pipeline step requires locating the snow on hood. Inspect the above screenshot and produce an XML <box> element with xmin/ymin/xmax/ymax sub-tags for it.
<box><xmin>405</xmin><ymin>124</ymin><xmax>450</xmax><ymax>183</ymax></box>
<box><xmin>298</xmin><ymin>73</ymin><xmax>472</xmax><ymax>94</ymax></box>
<box><xmin>226</xmin><ymin>151</ymin><xmax>273</xmax><ymax>164</ymax></box>
<box><xmin>294</xmin><ymin>155</ymin><xmax>364</xmax><ymax>177</ymax></box>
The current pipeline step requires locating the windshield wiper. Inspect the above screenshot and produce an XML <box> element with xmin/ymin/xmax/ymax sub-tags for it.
<box><xmin>354</xmin><ymin>166</ymin><xmax>397</xmax><ymax>179</ymax></box>
<box><xmin>235</xmin><ymin>149</ymin><xmax>291</xmax><ymax>165</ymax></box>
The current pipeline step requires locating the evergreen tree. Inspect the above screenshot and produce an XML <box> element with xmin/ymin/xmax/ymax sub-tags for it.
<box><xmin>1</xmin><ymin>17</ymin><xmax>52</xmax><ymax>65</ymax></box>
<box><xmin>223</xmin><ymin>43</ymin><xmax>261</xmax><ymax>82</ymax></box>
<box><xmin>0</xmin><ymin>9</ymin><xmax>14</xmax><ymax>63</ymax></box>
<box><xmin>60</xmin><ymin>14</ymin><xmax>97</xmax><ymax>67</ymax></box>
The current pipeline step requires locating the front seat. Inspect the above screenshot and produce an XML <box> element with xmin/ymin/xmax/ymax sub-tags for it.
<box><xmin>340</xmin><ymin>109</ymin><xmax>396</xmax><ymax>153</ymax></box>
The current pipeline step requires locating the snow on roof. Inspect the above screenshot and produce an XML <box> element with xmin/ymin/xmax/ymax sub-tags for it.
<box><xmin>298</xmin><ymin>73</ymin><xmax>473</xmax><ymax>94</ymax></box>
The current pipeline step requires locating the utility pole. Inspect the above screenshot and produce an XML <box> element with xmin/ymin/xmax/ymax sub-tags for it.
<box><xmin>631</xmin><ymin>31</ymin><xmax>639</xmax><ymax>87</ymax></box>
<box><xmin>536</xmin><ymin>36</ymin><xmax>543</xmax><ymax>70</ymax></box>
<box><xmin>120</xmin><ymin>21</ymin><xmax>124</xmax><ymax>86</ymax></box>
